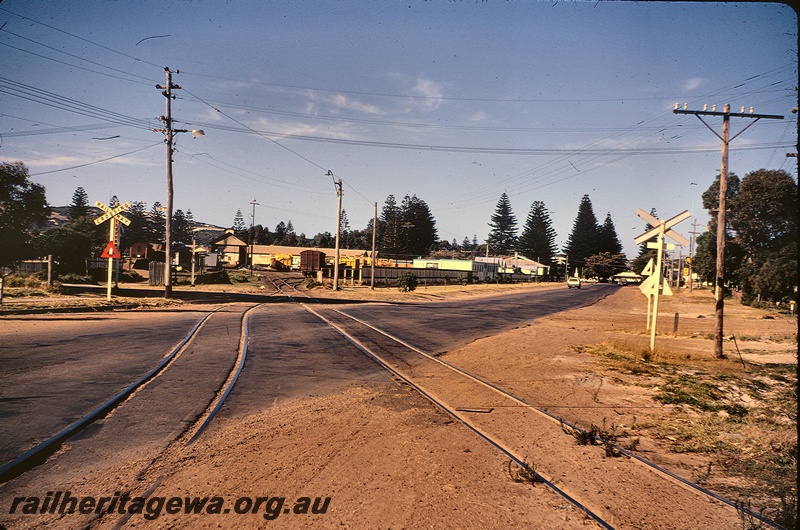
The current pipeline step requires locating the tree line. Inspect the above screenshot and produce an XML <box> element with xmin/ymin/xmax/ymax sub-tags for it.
<box><xmin>692</xmin><ymin>169</ymin><xmax>796</xmax><ymax>306</ymax></box>
<box><xmin>2</xmin><ymin>161</ymin><xmax>795</xmax><ymax>304</ymax></box>
<box><xmin>484</xmin><ymin>192</ymin><xmax>626</xmax><ymax>279</ymax></box>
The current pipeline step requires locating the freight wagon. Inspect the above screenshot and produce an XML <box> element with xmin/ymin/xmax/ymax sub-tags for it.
<box><xmin>299</xmin><ymin>250</ymin><xmax>327</xmax><ymax>277</ymax></box>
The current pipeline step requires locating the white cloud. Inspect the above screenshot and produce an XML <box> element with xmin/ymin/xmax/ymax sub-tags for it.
<box><xmin>330</xmin><ymin>94</ymin><xmax>382</xmax><ymax>115</ymax></box>
<box><xmin>683</xmin><ymin>77</ymin><xmax>705</xmax><ymax>91</ymax></box>
<box><xmin>469</xmin><ymin>111</ymin><xmax>488</xmax><ymax>123</ymax></box>
<box><xmin>410</xmin><ymin>77</ymin><xmax>444</xmax><ymax>111</ymax></box>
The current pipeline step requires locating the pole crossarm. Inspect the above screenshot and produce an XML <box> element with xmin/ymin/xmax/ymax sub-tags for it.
<box><xmin>673</xmin><ymin>109</ymin><xmax>783</xmax><ymax>120</ymax></box>
<box><xmin>674</xmin><ymin>109</ymin><xmax>783</xmax><ymax>143</ymax></box>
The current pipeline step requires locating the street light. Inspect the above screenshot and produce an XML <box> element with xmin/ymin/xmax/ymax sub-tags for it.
<box><xmin>155</xmin><ymin>67</ymin><xmax>204</xmax><ymax>298</ymax></box>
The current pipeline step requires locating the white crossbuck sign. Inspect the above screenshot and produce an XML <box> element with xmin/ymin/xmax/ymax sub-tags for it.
<box><xmin>633</xmin><ymin>208</ymin><xmax>689</xmax><ymax>351</ymax></box>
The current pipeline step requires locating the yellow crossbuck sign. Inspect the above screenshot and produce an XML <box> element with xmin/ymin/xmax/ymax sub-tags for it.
<box><xmin>94</xmin><ymin>201</ymin><xmax>131</xmax><ymax>226</ymax></box>
<box><xmin>93</xmin><ymin>200</ymin><xmax>131</xmax><ymax>301</ymax></box>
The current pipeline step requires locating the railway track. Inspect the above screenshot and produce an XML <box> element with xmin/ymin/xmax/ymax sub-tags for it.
<box><xmin>0</xmin><ymin>303</ymin><xmax>260</xmax><ymax>485</ymax></box>
<box><xmin>273</xmin><ymin>278</ymin><xmax>783</xmax><ymax>529</ymax></box>
<box><xmin>1</xmin><ymin>278</ymin><xmax>785</xmax><ymax>528</ymax></box>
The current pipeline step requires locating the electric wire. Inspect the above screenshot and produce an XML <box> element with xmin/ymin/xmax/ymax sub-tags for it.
<box><xmin>181</xmin><ymin>86</ymin><xmax>377</xmax><ymax>207</ymax></box>
<box><xmin>0</xmin><ymin>6</ymin><xmax>164</xmax><ymax>69</ymax></box>
<box><xmin>176</xmin><ymin>143</ymin><xmax>328</xmax><ymax>196</ymax></box>
<box><xmin>180</xmin><ymin>86</ymin><xmax>327</xmax><ymax>172</ymax></box>
<box><xmin>2</xmin><ymin>4</ymin><xmax>792</xmax><ymax>219</ymax></box>
<box><xmin>183</xmin><ymin>68</ymin><xmax>793</xmax><ymax>105</ymax></box>
<box><xmin>175</xmin><ymin>120</ymin><xmax>792</xmax><ymax>155</ymax></box>
<box><xmin>0</xmin><ymin>77</ymin><xmax>153</xmax><ymax>130</ymax></box>
<box><xmin>0</xmin><ymin>30</ymin><xmax>153</xmax><ymax>86</ymax></box>
<box><xmin>29</xmin><ymin>142</ymin><xmax>162</xmax><ymax>176</ymax></box>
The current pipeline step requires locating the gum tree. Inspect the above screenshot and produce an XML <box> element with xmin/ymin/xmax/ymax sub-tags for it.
<box><xmin>0</xmin><ymin>162</ymin><xmax>50</xmax><ymax>267</ymax></box>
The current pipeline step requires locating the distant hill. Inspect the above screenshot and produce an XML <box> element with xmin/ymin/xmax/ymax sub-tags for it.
<box><xmin>46</xmin><ymin>206</ymin><xmax>226</xmax><ymax>243</ymax></box>
<box><xmin>46</xmin><ymin>206</ymin><xmax>103</xmax><ymax>228</ymax></box>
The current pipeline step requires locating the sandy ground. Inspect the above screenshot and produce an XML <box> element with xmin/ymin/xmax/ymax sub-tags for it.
<box><xmin>1</xmin><ymin>283</ymin><xmax>796</xmax><ymax>529</ymax></box>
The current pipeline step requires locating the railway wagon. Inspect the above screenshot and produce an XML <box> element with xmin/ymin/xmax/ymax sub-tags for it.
<box><xmin>299</xmin><ymin>250</ymin><xmax>327</xmax><ymax>276</ymax></box>
<box><xmin>363</xmin><ymin>266</ymin><xmax>473</xmax><ymax>285</ymax></box>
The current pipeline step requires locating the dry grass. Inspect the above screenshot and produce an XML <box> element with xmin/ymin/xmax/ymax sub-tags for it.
<box><xmin>578</xmin><ymin>340</ymin><xmax>797</xmax><ymax>525</ymax></box>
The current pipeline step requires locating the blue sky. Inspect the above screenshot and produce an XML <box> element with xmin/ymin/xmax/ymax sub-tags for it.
<box><xmin>1</xmin><ymin>1</ymin><xmax>796</xmax><ymax>258</ymax></box>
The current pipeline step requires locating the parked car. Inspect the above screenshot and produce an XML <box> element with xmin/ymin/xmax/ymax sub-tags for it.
<box><xmin>567</xmin><ymin>277</ymin><xmax>581</xmax><ymax>289</ymax></box>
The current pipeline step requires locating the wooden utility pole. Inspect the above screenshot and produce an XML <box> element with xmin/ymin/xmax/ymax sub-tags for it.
<box><xmin>715</xmin><ymin>104</ymin><xmax>731</xmax><ymax>358</ymax></box>
<box><xmin>156</xmin><ymin>68</ymin><xmax>180</xmax><ymax>298</ymax></box>
<box><xmin>673</xmin><ymin>103</ymin><xmax>783</xmax><ymax>359</ymax></box>
<box><xmin>371</xmin><ymin>201</ymin><xmax>377</xmax><ymax>290</ymax></box>
<box><xmin>154</xmin><ymin>68</ymin><xmax>204</xmax><ymax>297</ymax></box>
<box><xmin>249</xmin><ymin>198</ymin><xmax>259</xmax><ymax>271</ymax></box>
<box><xmin>329</xmin><ymin>172</ymin><xmax>343</xmax><ymax>291</ymax></box>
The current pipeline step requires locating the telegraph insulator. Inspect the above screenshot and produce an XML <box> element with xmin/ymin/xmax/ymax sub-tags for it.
<box><xmin>703</xmin><ymin>104</ymin><xmax>708</xmax><ymax>111</ymax></box>
<box><xmin>712</xmin><ymin>105</ymin><xmax>717</xmax><ymax>112</ymax></box>
<box><xmin>683</xmin><ymin>103</ymin><xmax>688</xmax><ymax>110</ymax></box>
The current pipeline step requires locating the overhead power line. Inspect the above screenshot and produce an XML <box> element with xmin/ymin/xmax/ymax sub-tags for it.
<box><xmin>28</xmin><ymin>142</ymin><xmax>162</xmax><ymax>176</ymax></box>
<box><xmin>181</xmin><ymin>85</ymin><xmax>375</xmax><ymax>206</ymax></box>
<box><xmin>0</xmin><ymin>6</ymin><xmax>163</xmax><ymax>69</ymax></box>
<box><xmin>187</xmin><ymin>122</ymin><xmax>793</xmax><ymax>155</ymax></box>
<box><xmin>0</xmin><ymin>28</ymin><xmax>153</xmax><ymax>85</ymax></box>
<box><xmin>0</xmin><ymin>76</ymin><xmax>152</xmax><ymax>130</ymax></box>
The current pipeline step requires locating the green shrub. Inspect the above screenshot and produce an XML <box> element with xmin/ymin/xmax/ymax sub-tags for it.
<box><xmin>228</xmin><ymin>271</ymin><xmax>252</xmax><ymax>283</ymax></box>
<box><xmin>193</xmin><ymin>270</ymin><xmax>231</xmax><ymax>285</ymax></box>
<box><xmin>118</xmin><ymin>269</ymin><xmax>144</xmax><ymax>283</ymax></box>
<box><xmin>57</xmin><ymin>273</ymin><xmax>97</xmax><ymax>285</ymax></box>
<box><xmin>3</xmin><ymin>274</ymin><xmax>43</xmax><ymax>288</ymax></box>
<box><xmin>397</xmin><ymin>272</ymin><xmax>418</xmax><ymax>292</ymax></box>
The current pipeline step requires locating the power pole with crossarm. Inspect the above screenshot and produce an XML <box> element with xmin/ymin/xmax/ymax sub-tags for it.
<box><xmin>673</xmin><ymin>103</ymin><xmax>783</xmax><ymax>359</ymax></box>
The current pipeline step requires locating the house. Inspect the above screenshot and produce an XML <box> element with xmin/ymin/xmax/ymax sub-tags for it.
<box><xmin>209</xmin><ymin>232</ymin><xmax>372</xmax><ymax>269</ymax></box>
<box><xmin>502</xmin><ymin>254</ymin><xmax>550</xmax><ymax>277</ymax></box>
<box><xmin>209</xmin><ymin>231</ymin><xmax>247</xmax><ymax>267</ymax></box>
<box><xmin>412</xmin><ymin>258</ymin><xmax>499</xmax><ymax>282</ymax></box>
<box><xmin>475</xmin><ymin>254</ymin><xmax>550</xmax><ymax>278</ymax></box>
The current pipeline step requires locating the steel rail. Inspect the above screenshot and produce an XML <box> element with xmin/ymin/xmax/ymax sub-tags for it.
<box><xmin>184</xmin><ymin>304</ymin><xmax>259</xmax><ymax>445</ymax></box>
<box><xmin>299</xmin><ymin>301</ymin><xmax>614</xmax><ymax>530</ymax></box>
<box><xmin>276</xmin><ymin>279</ymin><xmax>783</xmax><ymax>530</ymax></box>
<box><xmin>329</xmin><ymin>307</ymin><xmax>786</xmax><ymax>530</ymax></box>
<box><xmin>0</xmin><ymin>311</ymin><xmax>216</xmax><ymax>484</ymax></box>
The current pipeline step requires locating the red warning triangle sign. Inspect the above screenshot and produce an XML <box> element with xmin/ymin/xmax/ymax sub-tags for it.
<box><xmin>101</xmin><ymin>241</ymin><xmax>119</xmax><ymax>259</ymax></box>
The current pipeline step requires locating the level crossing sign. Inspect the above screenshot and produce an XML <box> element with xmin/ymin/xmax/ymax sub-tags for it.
<box><xmin>94</xmin><ymin>201</ymin><xmax>131</xmax><ymax>227</ymax></box>
<box><xmin>94</xmin><ymin>200</ymin><xmax>130</xmax><ymax>301</ymax></box>
<box><xmin>633</xmin><ymin>209</ymin><xmax>689</xmax><ymax>351</ymax></box>
<box><xmin>634</xmin><ymin>209</ymin><xmax>689</xmax><ymax>247</ymax></box>
<box><xmin>100</xmin><ymin>241</ymin><xmax>120</xmax><ymax>259</ymax></box>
